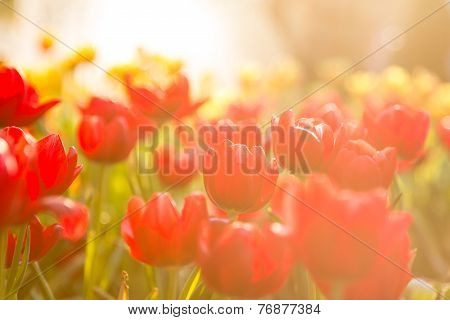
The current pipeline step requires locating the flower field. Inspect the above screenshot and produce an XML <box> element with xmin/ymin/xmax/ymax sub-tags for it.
<box><xmin>1</xmin><ymin>19</ymin><xmax>450</xmax><ymax>300</ymax></box>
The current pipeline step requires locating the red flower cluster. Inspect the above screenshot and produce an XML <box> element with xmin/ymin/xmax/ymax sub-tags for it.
<box><xmin>120</xmin><ymin>93</ymin><xmax>425</xmax><ymax>299</ymax></box>
<box><xmin>0</xmin><ymin>66</ymin><xmax>59</xmax><ymax>127</ymax></box>
<box><xmin>273</xmin><ymin>175</ymin><xmax>413</xmax><ymax>299</ymax></box>
<box><xmin>1</xmin><ymin>127</ymin><xmax>88</xmax><ymax>266</ymax></box>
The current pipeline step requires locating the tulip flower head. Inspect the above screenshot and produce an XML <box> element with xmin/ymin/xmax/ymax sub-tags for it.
<box><xmin>203</xmin><ymin>139</ymin><xmax>278</xmax><ymax>214</ymax></box>
<box><xmin>329</xmin><ymin>139</ymin><xmax>397</xmax><ymax>191</ymax></box>
<box><xmin>314</xmin><ymin>212</ymin><xmax>413</xmax><ymax>299</ymax></box>
<box><xmin>77</xmin><ymin>97</ymin><xmax>138</xmax><ymax>163</ymax></box>
<box><xmin>271</xmin><ymin>110</ymin><xmax>335</xmax><ymax>174</ymax></box>
<box><xmin>121</xmin><ymin>192</ymin><xmax>209</xmax><ymax>266</ymax></box>
<box><xmin>274</xmin><ymin>175</ymin><xmax>400</xmax><ymax>282</ymax></box>
<box><xmin>126</xmin><ymin>73</ymin><xmax>206</xmax><ymax>124</ymax></box>
<box><xmin>5</xmin><ymin>198</ymin><xmax>89</xmax><ymax>268</ymax></box>
<box><xmin>197</xmin><ymin>217</ymin><xmax>293</xmax><ymax>298</ymax></box>
<box><xmin>0</xmin><ymin>66</ymin><xmax>59</xmax><ymax>127</ymax></box>
<box><xmin>0</xmin><ymin>127</ymin><xmax>82</xmax><ymax>226</ymax></box>
<box><xmin>364</xmin><ymin>103</ymin><xmax>430</xmax><ymax>161</ymax></box>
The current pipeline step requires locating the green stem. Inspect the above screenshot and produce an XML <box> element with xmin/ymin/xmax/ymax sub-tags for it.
<box><xmin>145</xmin><ymin>266</ymin><xmax>157</xmax><ymax>291</ymax></box>
<box><xmin>31</xmin><ymin>262</ymin><xmax>55</xmax><ymax>300</ymax></box>
<box><xmin>6</xmin><ymin>226</ymin><xmax>26</xmax><ymax>293</ymax></box>
<box><xmin>166</xmin><ymin>268</ymin><xmax>178</xmax><ymax>300</ymax></box>
<box><xmin>84</xmin><ymin>164</ymin><xmax>106</xmax><ymax>299</ymax></box>
<box><xmin>0</xmin><ymin>228</ymin><xmax>8</xmax><ymax>298</ymax></box>
<box><xmin>179</xmin><ymin>267</ymin><xmax>201</xmax><ymax>300</ymax></box>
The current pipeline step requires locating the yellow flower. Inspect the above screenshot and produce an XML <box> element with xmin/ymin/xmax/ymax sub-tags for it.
<box><xmin>380</xmin><ymin>65</ymin><xmax>411</xmax><ymax>96</ymax></box>
<box><xmin>426</xmin><ymin>83</ymin><xmax>450</xmax><ymax>118</ymax></box>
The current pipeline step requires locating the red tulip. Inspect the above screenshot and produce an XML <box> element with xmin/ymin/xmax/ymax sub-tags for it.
<box><xmin>0</xmin><ymin>127</ymin><xmax>82</xmax><ymax>226</ymax></box>
<box><xmin>27</xmin><ymin>133</ymin><xmax>82</xmax><ymax>199</ymax></box>
<box><xmin>275</xmin><ymin>175</ymin><xmax>395</xmax><ymax>282</ymax></box>
<box><xmin>203</xmin><ymin>139</ymin><xmax>278</xmax><ymax>213</ymax></box>
<box><xmin>271</xmin><ymin>111</ymin><xmax>335</xmax><ymax>173</ymax></box>
<box><xmin>121</xmin><ymin>192</ymin><xmax>209</xmax><ymax>266</ymax></box>
<box><xmin>126</xmin><ymin>73</ymin><xmax>206</xmax><ymax>124</ymax></box>
<box><xmin>36</xmin><ymin>196</ymin><xmax>89</xmax><ymax>242</ymax></box>
<box><xmin>299</xmin><ymin>101</ymin><xmax>347</xmax><ymax>131</ymax></box>
<box><xmin>329</xmin><ymin>139</ymin><xmax>397</xmax><ymax>191</ymax></box>
<box><xmin>154</xmin><ymin>146</ymin><xmax>197</xmax><ymax>186</ymax></box>
<box><xmin>0</xmin><ymin>66</ymin><xmax>59</xmax><ymax>127</ymax></box>
<box><xmin>197</xmin><ymin>217</ymin><xmax>293</xmax><ymax>298</ymax></box>
<box><xmin>0</xmin><ymin>127</ymin><xmax>39</xmax><ymax>225</ymax></box>
<box><xmin>363</xmin><ymin>103</ymin><xmax>430</xmax><ymax>161</ymax></box>
<box><xmin>0</xmin><ymin>134</ymin><xmax>26</xmax><ymax>226</ymax></box>
<box><xmin>314</xmin><ymin>212</ymin><xmax>413</xmax><ymax>299</ymax></box>
<box><xmin>6</xmin><ymin>216</ymin><xmax>62</xmax><ymax>267</ymax></box>
<box><xmin>77</xmin><ymin>97</ymin><xmax>138</xmax><ymax>163</ymax></box>
<box><xmin>6</xmin><ymin>198</ymin><xmax>89</xmax><ymax>267</ymax></box>
<box><xmin>438</xmin><ymin>116</ymin><xmax>450</xmax><ymax>150</ymax></box>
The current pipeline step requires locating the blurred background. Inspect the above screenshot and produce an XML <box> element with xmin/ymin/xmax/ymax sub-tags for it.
<box><xmin>1</xmin><ymin>0</ymin><xmax>450</xmax><ymax>85</ymax></box>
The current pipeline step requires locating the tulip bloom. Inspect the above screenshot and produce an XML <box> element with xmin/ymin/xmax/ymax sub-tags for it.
<box><xmin>363</xmin><ymin>103</ymin><xmax>430</xmax><ymax>161</ymax></box>
<box><xmin>275</xmin><ymin>175</ymin><xmax>397</xmax><ymax>282</ymax></box>
<box><xmin>6</xmin><ymin>198</ymin><xmax>89</xmax><ymax>267</ymax></box>
<box><xmin>154</xmin><ymin>146</ymin><xmax>197</xmax><ymax>186</ymax></box>
<box><xmin>6</xmin><ymin>196</ymin><xmax>89</xmax><ymax>267</ymax></box>
<box><xmin>28</xmin><ymin>133</ymin><xmax>82</xmax><ymax>199</ymax></box>
<box><xmin>77</xmin><ymin>97</ymin><xmax>138</xmax><ymax>163</ymax></box>
<box><xmin>197</xmin><ymin>217</ymin><xmax>293</xmax><ymax>298</ymax></box>
<box><xmin>271</xmin><ymin>111</ymin><xmax>335</xmax><ymax>173</ymax></box>
<box><xmin>121</xmin><ymin>192</ymin><xmax>209</xmax><ymax>266</ymax></box>
<box><xmin>438</xmin><ymin>116</ymin><xmax>450</xmax><ymax>150</ymax></box>
<box><xmin>314</xmin><ymin>213</ymin><xmax>413</xmax><ymax>299</ymax></box>
<box><xmin>299</xmin><ymin>102</ymin><xmax>347</xmax><ymax>131</ymax></box>
<box><xmin>126</xmin><ymin>73</ymin><xmax>206</xmax><ymax>123</ymax></box>
<box><xmin>203</xmin><ymin>140</ymin><xmax>278</xmax><ymax>213</ymax></box>
<box><xmin>329</xmin><ymin>139</ymin><xmax>397</xmax><ymax>191</ymax></box>
<box><xmin>0</xmin><ymin>127</ymin><xmax>82</xmax><ymax>226</ymax></box>
<box><xmin>0</xmin><ymin>66</ymin><xmax>59</xmax><ymax>127</ymax></box>
<box><xmin>37</xmin><ymin>196</ymin><xmax>89</xmax><ymax>242</ymax></box>
<box><xmin>6</xmin><ymin>217</ymin><xmax>61</xmax><ymax>267</ymax></box>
